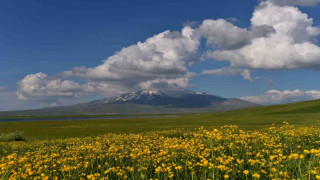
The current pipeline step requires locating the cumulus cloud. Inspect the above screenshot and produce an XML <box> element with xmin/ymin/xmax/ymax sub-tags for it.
<box><xmin>269</xmin><ymin>0</ymin><xmax>320</xmax><ymax>6</ymax></box>
<box><xmin>201</xmin><ymin>67</ymin><xmax>253</xmax><ymax>80</ymax></box>
<box><xmin>183</xmin><ymin>21</ymin><xmax>199</xmax><ymax>28</ymax></box>
<box><xmin>137</xmin><ymin>74</ymin><xmax>195</xmax><ymax>90</ymax></box>
<box><xmin>0</xmin><ymin>90</ymin><xmax>97</xmax><ymax>111</ymax></box>
<box><xmin>201</xmin><ymin>67</ymin><xmax>274</xmax><ymax>85</ymax></box>
<box><xmin>198</xmin><ymin>19</ymin><xmax>275</xmax><ymax>50</ymax></box>
<box><xmin>0</xmin><ymin>91</ymin><xmax>46</xmax><ymax>111</ymax></box>
<box><xmin>241</xmin><ymin>89</ymin><xmax>320</xmax><ymax>104</ymax></box>
<box><xmin>17</xmin><ymin>72</ymin><xmax>96</xmax><ymax>101</ymax></box>
<box><xmin>226</xmin><ymin>17</ymin><xmax>239</xmax><ymax>23</ymax></box>
<box><xmin>18</xmin><ymin>27</ymin><xmax>201</xmax><ymax>101</ymax></box>
<box><xmin>62</xmin><ymin>27</ymin><xmax>200</xmax><ymax>89</ymax></box>
<box><xmin>202</xmin><ymin>0</ymin><xmax>320</xmax><ymax>83</ymax></box>
<box><xmin>208</xmin><ymin>1</ymin><xmax>320</xmax><ymax>70</ymax></box>
<box><xmin>15</xmin><ymin>0</ymin><xmax>320</xmax><ymax>103</ymax></box>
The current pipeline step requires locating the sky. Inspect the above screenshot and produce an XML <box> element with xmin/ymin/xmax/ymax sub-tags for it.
<box><xmin>1</xmin><ymin>0</ymin><xmax>320</xmax><ymax>111</ymax></box>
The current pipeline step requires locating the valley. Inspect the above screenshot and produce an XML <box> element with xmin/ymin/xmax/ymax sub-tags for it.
<box><xmin>1</xmin><ymin>99</ymin><xmax>320</xmax><ymax>139</ymax></box>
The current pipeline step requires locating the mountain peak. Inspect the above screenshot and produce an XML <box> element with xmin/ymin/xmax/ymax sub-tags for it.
<box><xmin>0</xmin><ymin>89</ymin><xmax>260</xmax><ymax>116</ymax></box>
<box><xmin>98</xmin><ymin>89</ymin><xmax>225</xmax><ymax>108</ymax></box>
<box><xmin>137</xmin><ymin>89</ymin><xmax>207</xmax><ymax>97</ymax></box>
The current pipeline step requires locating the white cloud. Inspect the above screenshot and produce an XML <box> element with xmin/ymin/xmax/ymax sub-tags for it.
<box><xmin>201</xmin><ymin>67</ymin><xmax>254</xmax><ymax>80</ymax></box>
<box><xmin>0</xmin><ymin>91</ymin><xmax>98</xmax><ymax>111</ymax></box>
<box><xmin>269</xmin><ymin>0</ymin><xmax>320</xmax><ymax>6</ymax></box>
<box><xmin>201</xmin><ymin>67</ymin><xmax>274</xmax><ymax>85</ymax></box>
<box><xmin>137</xmin><ymin>74</ymin><xmax>195</xmax><ymax>90</ymax></box>
<box><xmin>183</xmin><ymin>21</ymin><xmax>199</xmax><ymax>28</ymax></box>
<box><xmin>18</xmin><ymin>27</ymin><xmax>201</xmax><ymax>101</ymax></box>
<box><xmin>0</xmin><ymin>91</ymin><xmax>46</xmax><ymax>111</ymax></box>
<box><xmin>202</xmin><ymin>67</ymin><xmax>244</xmax><ymax>76</ymax></box>
<box><xmin>199</xmin><ymin>19</ymin><xmax>275</xmax><ymax>50</ymax></box>
<box><xmin>17</xmin><ymin>72</ymin><xmax>95</xmax><ymax>101</ymax></box>
<box><xmin>208</xmin><ymin>1</ymin><xmax>320</xmax><ymax>70</ymax></box>
<box><xmin>226</xmin><ymin>17</ymin><xmax>239</xmax><ymax>23</ymax></box>
<box><xmin>241</xmin><ymin>89</ymin><xmax>320</xmax><ymax>104</ymax></box>
<box><xmin>202</xmin><ymin>0</ymin><xmax>320</xmax><ymax>83</ymax></box>
<box><xmin>15</xmin><ymin>0</ymin><xmax>320</xmax><ymax>104</ymax></box>
<box><xmin>63</xmin><ymin>27</ymin><xmax>200</xmax><ymax>90</ymax></box>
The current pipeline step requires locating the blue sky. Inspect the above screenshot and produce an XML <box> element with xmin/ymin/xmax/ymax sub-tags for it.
<box><xmin>1</xmin><ymin>0</ymin><xmax>320</xmax><ymax>110</ymax></box>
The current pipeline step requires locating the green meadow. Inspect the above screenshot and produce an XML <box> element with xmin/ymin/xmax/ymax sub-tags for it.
<box><xmin>1</xmin><ymin>99</ymin><xmax>320</xmax><ymax>140</ymax></box>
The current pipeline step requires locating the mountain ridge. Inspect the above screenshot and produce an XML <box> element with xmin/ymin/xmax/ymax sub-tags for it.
<box><xmin>0</xmin><ymin>89</ymin><xmax>259</xmax><ymax>116</ymax></box>
<box><xmin>92</xmin><ymin>89</ymin><xmax>227</xmax><ymax>108</ymax></box>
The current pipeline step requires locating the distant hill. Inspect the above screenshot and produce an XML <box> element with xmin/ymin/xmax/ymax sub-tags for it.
<box><xmin>224</xmin><ymin>98</ymin><xmax>320</xmax><ymax>115</ymax></box>
<box><xmin>0</xmin><ymin>89</ymin><xmax>259</xmax><ymax>116</ymax></box>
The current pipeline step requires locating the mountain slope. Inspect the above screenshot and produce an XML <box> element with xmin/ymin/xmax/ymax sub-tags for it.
<box><xmin>92</xmin><ymin>90</ymin><xmax>226</xmax><ymax>108</ymax></box>
<box><xmin>0</xmin><ymin>89</ymin><xmax>259</xmax><ymax>116</ymax></box>
<box><xmin>2</xmin><ymin>97</ymin><xmax>320</xmax><ymax>139</ymax></box>
<box><xmin>221</xmin><ymin>98</ymin><xmax>320</xmax><ymax>116</ymax></box>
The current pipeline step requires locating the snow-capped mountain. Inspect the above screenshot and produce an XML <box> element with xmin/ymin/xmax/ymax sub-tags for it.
<box><xmin>92</xmin><ymin>89</ymin><xmax>253</xmax><ymax>108</ymax></box>
<box><xmin>0</xmin><ymin>89</ymin><xmax>259</xmax><ymax>116</ymax></box>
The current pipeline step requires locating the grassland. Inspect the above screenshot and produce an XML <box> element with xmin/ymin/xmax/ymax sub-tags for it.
<box><xmin>1</xmin><ymin>99</ymin><xmax>320</xmax><ymax>139</ymax></box>
<box><xmin>1</xmin><ymin>100</ymin><xmax>320</xmax><ymax>179</ymax></box>
<box><xmin>1</xmin><ymin>123</ymin><xmax>320</xmax><ymax>179</ymax></box>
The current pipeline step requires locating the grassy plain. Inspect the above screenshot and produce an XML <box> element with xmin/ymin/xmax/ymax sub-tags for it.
<box><xmin>1</xmin><ymin>100</ymin><xmax>320</xmax><ymax>179</ymax></box>
<box><xmin>1</xmin><ymin>123</ymin><xmax>320</xmax><ymax>179</ymax></box>
<box><xmin>1</xmin><ymin>99</ymin><xmax>320</xmax><ymax>139</ymax></box>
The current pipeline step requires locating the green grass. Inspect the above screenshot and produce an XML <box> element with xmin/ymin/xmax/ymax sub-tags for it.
<box><xmin>1</xmin><ymin>99</ymin><xmax>320</xmax><ymax>139</ymax></box>
<box><xmin>0</xmin><ymin>131</ymin><xmax>25</xmax><ymax>142</ymax></box>
<box><xmin>0</xmin><ymin>113</ymin><xmax>170</xmax><ymax>119</ymax></box>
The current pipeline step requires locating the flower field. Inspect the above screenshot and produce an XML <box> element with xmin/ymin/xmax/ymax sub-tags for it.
<box><xmin>1</xmin><ymin>122</ymin><xmax>320</xmax><ymax>180</ymax></box>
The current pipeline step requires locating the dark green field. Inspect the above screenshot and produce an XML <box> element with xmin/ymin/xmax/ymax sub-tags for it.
<box><xmin>1</xmin><ymin>99</ymin><xmax>320</xmax><ymax>139</ymax></box>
